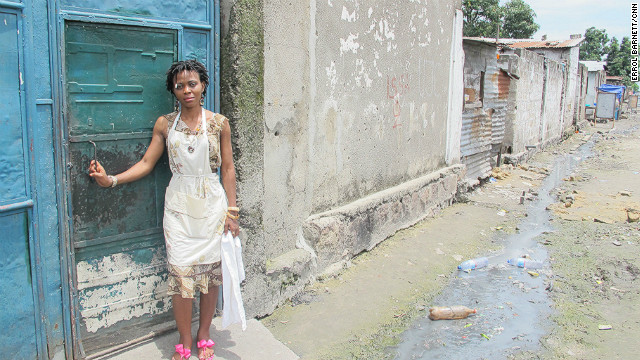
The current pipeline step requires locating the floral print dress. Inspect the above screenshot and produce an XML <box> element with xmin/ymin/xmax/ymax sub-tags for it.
<box><xmin>162</xmin><ymin>110</ymin><xmax>228</xmax><ymax>298</ymax></box>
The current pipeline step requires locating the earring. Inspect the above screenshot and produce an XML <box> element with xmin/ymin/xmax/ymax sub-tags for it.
<box><xmin>174</xmin><ymin>99</ymin><xmax>180</xmax><ymax>112</ymax></box>
<box><xmin>200</xmin><ymin>97</ymin><xmax>205</xmax><ymax>106</ymax></box>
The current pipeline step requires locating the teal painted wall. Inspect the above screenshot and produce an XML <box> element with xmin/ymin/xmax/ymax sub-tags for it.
<box><xmin>0</xmin><ymin>0</ymin><xmax>222</xmax><ymax>358</ymax></box>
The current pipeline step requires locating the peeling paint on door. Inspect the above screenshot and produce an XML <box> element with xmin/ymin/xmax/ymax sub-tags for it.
<box><xmin>76</xmin><ymin>249</ymin><xmax>170</xmax><ymax>333</ymax></box>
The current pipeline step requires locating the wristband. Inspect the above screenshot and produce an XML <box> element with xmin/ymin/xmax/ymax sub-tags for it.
<box><xmin>108</xmin><ymin>175</ymin><xmax>118</xmax><ymax>188</ymax></box>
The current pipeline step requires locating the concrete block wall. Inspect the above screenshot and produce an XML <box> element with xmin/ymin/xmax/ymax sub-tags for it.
<box><xmin>575</xmin><ymin>63</ymin><xmax>589</xmax><ymax>127</ymax></box>
<box><xmin>541</xmin><ymin>58</ymin><xmax>565</xmax><ymax>146</ymax></box>
<box><xmin>502</xmin><ymin>46</ymin><xmax>573</xmax><ymax>162</ymax></box>
<box><xmin>563</xmin><ymin>47</ymin><xmax>580</xmax><ymax>132</ymax></box>
<box><xmin>533</xmin><ymin>47</ymin><xmax>579</xmax><ymax>134</ymax></box>
<box><xmin>504</xmin><ymin>48</ymin><xmax>545</xmax><ymax>155</ymax></box>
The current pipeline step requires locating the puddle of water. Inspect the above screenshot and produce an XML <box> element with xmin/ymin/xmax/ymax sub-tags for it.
<box><xmin>389</xmin><ymin>136</ymin><xmax>597</xmax><ymax>359</ymax></box>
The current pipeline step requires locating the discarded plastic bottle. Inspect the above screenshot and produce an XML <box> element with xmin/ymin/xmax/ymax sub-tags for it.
<box><xmin>507</xmin><ymin>257</ymin><xmax>543</xmax><ymax>269</ymax></box>
<box><xmin>429</xmin><ymin>306</ymin><xmax>477</xmax><ymax>320</ymax></box>
<box><xmin>458</xmin><ymin>257</ymin><xmax>489</xmax><ymax>271</ymax></box>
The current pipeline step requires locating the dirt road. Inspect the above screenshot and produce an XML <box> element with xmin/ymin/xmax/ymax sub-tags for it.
<box><xmin>532</xmin><ymin>116</ymin><xmax>640</xmax><ymax>359</ymax></box>
<box><xmin>262</xmin><ymin>113</ymin><xmax>640</xmax><ymax>359</ymax></box>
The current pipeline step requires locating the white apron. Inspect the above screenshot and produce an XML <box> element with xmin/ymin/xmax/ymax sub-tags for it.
<box><xmin>163</xmin><ymin>109</ymin><xmax>227</xmax><ymax>266</ymax></box>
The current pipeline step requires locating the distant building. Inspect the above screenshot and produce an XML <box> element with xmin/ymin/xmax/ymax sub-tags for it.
<box><xmin>606</xmin><ymin>75</ymin><xmax>624</xmax><ymax>86</ymax></box>
<box><xmin>462</xmin><ymin>36</ymin><xmax>587</xmax><ymax>168</ymax></box>
<box><xmin>579</xmin><ymin>61</ymin><xmax>607</xmax><ymax>106</ymax></box>
<box><xmin>505</xmin><ymin>36</ymin><xmax>585</xmax><ymax>135</ymax></box>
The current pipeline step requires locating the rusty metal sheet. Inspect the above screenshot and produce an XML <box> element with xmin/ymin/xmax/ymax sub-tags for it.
<box><xmin>461</xmin><ymin>107</ymin><xmax>492</xmax><ymax>180</ymax></box>
<box><xmin>496</xmin><ymin>70</ymin><xmax>511</xmax><ymax>99</ymax></box>
<box><xmin>461</xmin><ymin>40</ymin><xmax>503</xmax><ymax>180</ymax></box>
<box><xmin>487</xmin><ymin>70</ymin><xmax>510</xmax><ymax>145</ymax></box>
<box><xmin>461</xmin><ymin>151</ymin><xmax>492</xmax><ymax>181</ymax></box>
<box><xmin>461</xmin><ymin>109</ymin><xmax>491</xmax><ymax>156</ymax></box>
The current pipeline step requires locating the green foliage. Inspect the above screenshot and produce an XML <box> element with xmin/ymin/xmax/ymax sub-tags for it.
<box><xmin>580</xmin><ymin>30</ymin><xmax>637</xmax><ymax>91</ymax></box>
<box><xmin>606</xmin><ymin>37</ymin><xmax>637</xmax><ymax>89</ymax></box>
<box><xmin>607</xmin><ymin>37</ymin><xmax>632</xmax><ymax>78</ymax></box>
<box><xmin>462</xmin><ymin>0</ymin><xmax>539</xmax><ymax>38</ymax></box>
<box><xmin>462</xmin><ymin>0</ymin><xmax>502</xmax><ymax>37</ymax></box>
<box><xmin>501</xmin><ymin>0</ymin><xmax>540</xmax><ymax>39</ymax></box>
<box><xmin>606</xmin><ymin>37</ymin><xmax>623</xmax><ymax>76</ymax></box>
<box><xmin>579</xmin><ymin>27</ymin><xmax>609</xmax><ymax>61</ymax></box>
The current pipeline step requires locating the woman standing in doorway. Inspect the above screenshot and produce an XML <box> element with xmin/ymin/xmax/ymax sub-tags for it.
<box><xmin>89</xmin><ymin>59</ymin><xmax>238</xmax><ymax>360</ymax></box>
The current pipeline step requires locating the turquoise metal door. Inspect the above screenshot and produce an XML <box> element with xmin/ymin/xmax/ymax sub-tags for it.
<box><xmin>0</xmin><ymin>9</ymin><xmax>39</xmax><ymax>359</ymax></box>
<box><xmin>63</xmin><ymin>21</ymin><xmax>177</xmax><ymax>356</ymax></box>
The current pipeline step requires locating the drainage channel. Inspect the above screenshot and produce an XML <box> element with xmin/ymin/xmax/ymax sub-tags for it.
<box><xmin>389</xmin><ymin>135</ymin><xmax>598</xmax><ymax>359</ymax></box>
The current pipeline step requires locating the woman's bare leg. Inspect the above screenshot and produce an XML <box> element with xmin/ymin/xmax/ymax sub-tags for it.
<box><xmin>196</xmin><ymin>286</ymin><xmax>219</xmax><ymax>359</ymax></box>
<box><xmin>172</xmin><ymin>295</ymin><xmax>193</xmax><ymax>360</ymax></box>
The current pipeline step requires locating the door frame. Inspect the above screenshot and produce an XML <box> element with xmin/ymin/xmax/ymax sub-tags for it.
<box><xmin>53</xmin><ymin>2</ymin><xmax>221</xmax><ymax>354</ymax></box>
<box><xmin>54</xmin><ymin>12</ymin><xmax>185</xmax><ymax>359</ymax></box>
<box><xmin>0</xmin><ymin>4</ymin><xmax>47</xmax><ymax>359</ymax></box>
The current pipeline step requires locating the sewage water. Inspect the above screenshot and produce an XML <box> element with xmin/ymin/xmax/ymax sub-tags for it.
<box><xmin>390</xmin><ymin>135</ymin><xmax>598</xmax><ymax>360</ymax></box>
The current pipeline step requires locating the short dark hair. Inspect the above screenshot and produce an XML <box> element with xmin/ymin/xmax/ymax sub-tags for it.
<box><xmin>165</xmin><ymin>59</ymin><xmax>209</xmax><ymax>97</ymax></box>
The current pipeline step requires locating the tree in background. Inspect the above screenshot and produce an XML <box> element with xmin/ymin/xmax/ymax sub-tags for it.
<box><xmin>501</xmin><ymin>0</ymin><xmax>540</xmax><ymax>39</ymax></box>
<box><xmin>462</xmin><ymin>0</ymin><xmax>539</xmax><ymax>39</ymax></box>
<box><xmin>462</xmin><ymin>0</ymin><xmax>502</xmax><ymax>37</ymax></box>
<box><xmin>607</xmin><ymin>37</ymin><xmax>632</xmax><ymax>78</ymax></box>
<box><xmin>579</xmin><ymin>27</ymin><xmax>609</xmax><ymax>61</ymax></box>
<box><xmin>605</xmin><ymin>37</ymin><xmax>637</xmax><ymax>91</ymax></box>
<box><xmin>579</xmin><ymin>28</ymin><xmax>638</xmax><ymax>91</ymax></box>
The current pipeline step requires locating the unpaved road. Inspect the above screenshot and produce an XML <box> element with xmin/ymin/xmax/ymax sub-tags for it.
<box><xmin>262</xmin><ymin>113</ymin><xmax>640</xmax><ymax>359</ymax></box>
<box><xmin>529</xmin><ymin>117</ymin><xmax>640</xmax><ymax>359</ymax></box>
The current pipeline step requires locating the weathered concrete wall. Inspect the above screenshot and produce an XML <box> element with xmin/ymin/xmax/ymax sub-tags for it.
<box><xmin>503</xmin><ymin>48</ymin><xmax>545</xmax><ymax>155</ymax></box>
<box><xmin>308</xmin><ymin>0</ymin><xmax>458</xmax><ymax>212</ymax></box>
<box><xmin>564</xmin><ymin>47</ymin><xmax>580</xmax><ymax>131</ymax></box>
<box><xmin>220</xmin><ymin>0</ymin><xmax>270</xmax><ymax>315</ymax></box>
<box><xmin>529</xmin><ymin>47</ymin><xmax>579</xmax><ymax>135</ymax></box>
<box><xmin>303</xmin><ymin>165</ymin><xmax>464</xmax><ymax>270</ymax></box>
<box><xmin>585</xmin><ymin>72</ymin><xmax>597</xmax><ymax>106</ymax></box>
<box><xmin>585</xmin><ymin>69</ymin><xmax>606</xmax><ymax>107</ymax></box>
<box><xmin>303</xmin><ymin>0</ymin><xmax>462</xmax><ymax>275</ymax></box>
<box><xmin>248</xmin><ymin>0</ymin><xmax>463</xmax><ymax>316</ymax></box>
<box><xmin>446</xmin><ymin>9</ymin><xmax>464</xmax><ymax>166</ymax></box>
<box><xmin>541</xmin><ymin>58</ymin><xmax>565</xmax><ymax>146</ymax></box>
<box><xmin>575</xmin><ymin>63</ymin><xmax>588</xmax><ymax>127</ymax></box>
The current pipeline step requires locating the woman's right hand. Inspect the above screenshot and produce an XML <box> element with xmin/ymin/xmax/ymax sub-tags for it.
<box><xmin>88</xmin><ymin>160</ymin><xmax>113</xmax><ymax>188</ymax></box>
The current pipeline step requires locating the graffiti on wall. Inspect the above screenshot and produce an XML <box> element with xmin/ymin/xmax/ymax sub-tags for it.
<box><xmin>386</xmin><ymin>73</ymin><xmax>409</xmax><ymax>128</ymax></box>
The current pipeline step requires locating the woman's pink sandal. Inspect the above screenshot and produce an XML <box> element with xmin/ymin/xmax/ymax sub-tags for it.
<box><xmin>174</xmin><ymin>344</ymin><xmax>191</xmax><ymax>360</ymax></box>
<box><xmin>197</xmin><ymin>339</ymin><xmax>215</xmax><ymax>360</ymax></box>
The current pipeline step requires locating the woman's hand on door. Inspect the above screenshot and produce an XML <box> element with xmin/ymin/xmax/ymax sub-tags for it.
<box><xmin>88</xmin><ymin>160</ymin><xmax>113</xmax><ymax>188</ymax></box>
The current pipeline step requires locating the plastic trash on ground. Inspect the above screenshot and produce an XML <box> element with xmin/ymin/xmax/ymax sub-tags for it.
<box><xmin>507</xmin><ymin>257</ymin><xmax>543</xmax><ymax>269</ymax></box>
<box><xmin>429</xmin><ymin>306</ymin><xmax>477</xmax><ymax>320</ymax></box>
<box><xmin>458</xmin><ymin>257</ymin><xmax>489</xmax><ymax>271</ymax></box>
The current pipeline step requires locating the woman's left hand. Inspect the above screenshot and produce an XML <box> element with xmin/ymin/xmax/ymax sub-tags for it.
<box><xmin>225</xmin><ymin>217</ymin><xmax>239</xmax><ymax>237</ymax></box>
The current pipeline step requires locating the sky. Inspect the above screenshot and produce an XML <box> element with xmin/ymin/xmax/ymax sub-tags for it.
<box><xmin>525</xmin><ymin>0</ymin><xmax>633</xmax><ymax>42</ymax></box>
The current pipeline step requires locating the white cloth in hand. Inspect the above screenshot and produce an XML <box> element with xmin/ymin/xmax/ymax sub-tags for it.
<box><xmin>221</xmin><ymin>232</ymin><xmax>246</xmax><ymax>330</ymax></box>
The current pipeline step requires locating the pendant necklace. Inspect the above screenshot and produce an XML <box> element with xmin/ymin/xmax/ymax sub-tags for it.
<box><xmin>183</xmin><ymin>113</ymin><xmax>201</xmax><ymax>154</ymax></box>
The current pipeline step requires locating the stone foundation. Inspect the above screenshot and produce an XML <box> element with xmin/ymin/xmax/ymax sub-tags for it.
<box><xmin>302</xmin><ymin>165</ymin><xmax>465</xmax><ymax>272</ymax></box>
